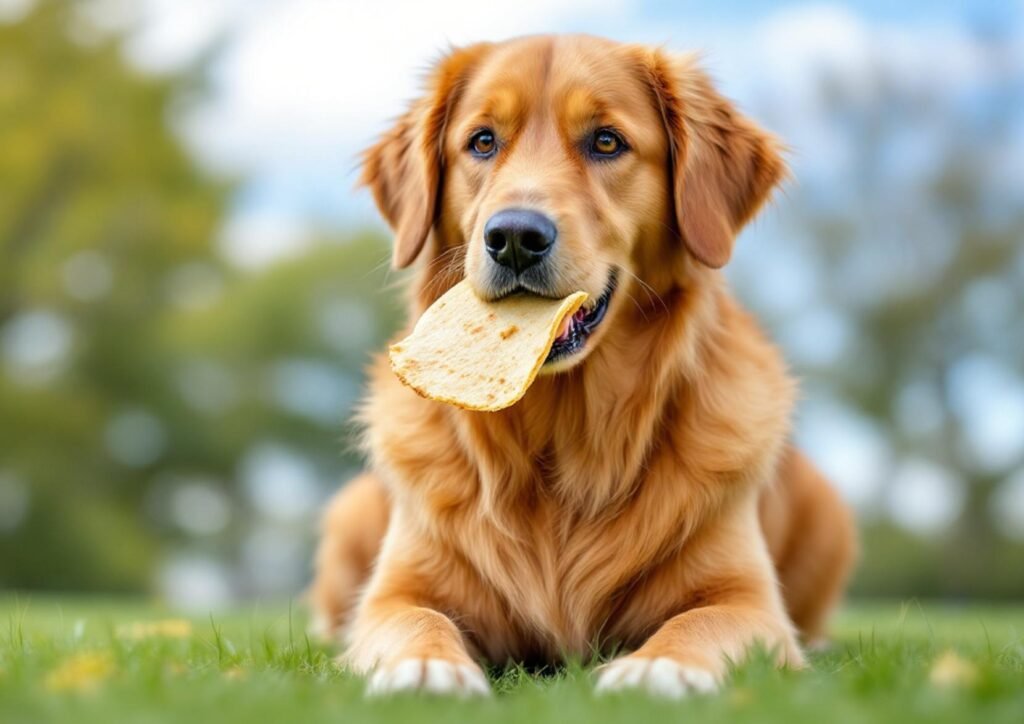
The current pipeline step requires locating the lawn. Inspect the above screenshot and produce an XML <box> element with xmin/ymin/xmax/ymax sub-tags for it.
<box><xmin>0</xmin><ymin>597</ymin><xmax>1021</xmax><ymax>723</ymax></box>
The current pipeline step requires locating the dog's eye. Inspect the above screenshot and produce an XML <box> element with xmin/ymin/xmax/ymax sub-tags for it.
<box><xmin>590</xmin><ymin>129</ymin><xmax>626</xmax><ymax>158</ymax></box>
<box><xmin>468</xmin><ymin>130</ymin><xmax>497</xmax><ymax>158</ymax></box>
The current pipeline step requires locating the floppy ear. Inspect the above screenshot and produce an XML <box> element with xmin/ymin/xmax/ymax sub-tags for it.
<box><xmin>643</xmin><ymin>51</ymin><xmax>786</xmax><ymax>269</ymax></box>
<box><xmin>359</xmin><ymin>44</ymin><xmax>491</xmax><ymax>269</ymax></box>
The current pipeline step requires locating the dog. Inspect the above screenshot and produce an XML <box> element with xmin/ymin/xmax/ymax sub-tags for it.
<box><xmin>312</xmin><ymin>34</ymin><xmax>856</xmax><ymax>698</ymax></box>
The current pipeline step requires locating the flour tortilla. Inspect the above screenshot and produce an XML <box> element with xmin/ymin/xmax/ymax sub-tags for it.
<box><xmin>389</xmin><ymin>280</ymin><xmax>587</xmax><ymax>411</ymax></box>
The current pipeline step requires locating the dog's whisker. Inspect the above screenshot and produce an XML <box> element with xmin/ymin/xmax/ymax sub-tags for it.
<box><xmin>623</xmin><ymin>290</ymin><xmax>649</xmax><ymax>322</ymax></box>
<box><xmin>593</xmin><ymin>255</ymin><xmax>668</xmax><ymax>318</ymax></box>
<box><xmin>421</xmin><ymin>246</ymin><xmax>460</xmax><ymax>278</ymax></box>
<box><xmin>362</xmin><ymin>250</ymin><xmax>396</xmax><ymax>280</ymax></box>
<box><xmin>434</xmin><ymin>253</ymin><xmax>467</xmax><ymax>296</ymax></box>
<box><xmin>419</xmin><ymin>245</ymin><xmax>467</xmax><ymax>299</ymax></box>
<box><xmin>619</xmin><ymin>268</ymin><xmax>668</xmax><ymax>317</ymax></box>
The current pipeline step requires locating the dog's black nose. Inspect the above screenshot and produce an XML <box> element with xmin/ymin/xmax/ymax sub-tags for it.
<box><xmin>484</xmin><ymin>209</ymin><xmax>557</xmax><ymax>273</ymax></box>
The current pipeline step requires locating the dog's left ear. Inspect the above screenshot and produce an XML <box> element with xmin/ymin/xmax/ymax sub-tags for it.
<box><xmin>360</xmin><ymin>43</ymin><xmax>492</xmax><ymax>269</ymax></box>
<box><xmin>640</xmin><ymin>50</ymin><xmax>787</xmax><ymax>269</ymax></box>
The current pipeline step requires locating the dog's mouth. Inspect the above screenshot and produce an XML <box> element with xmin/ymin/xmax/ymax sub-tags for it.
<box><xmin>545</xmin><ymin>270</ymin><xmax>618</xmax><ymax>364</ymax></box>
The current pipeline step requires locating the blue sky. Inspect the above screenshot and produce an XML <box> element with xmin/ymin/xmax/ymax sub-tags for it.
<box><xmin>639</xmin><ymin>0</ymin><xmax>1018</xmax><ymax>24</ymax></box>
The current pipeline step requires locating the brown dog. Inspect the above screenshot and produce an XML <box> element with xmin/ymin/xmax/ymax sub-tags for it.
<box><xmin>312</xmin><ymin>34</ymin><xmax>856</xmax><ymax>698</ymax></box>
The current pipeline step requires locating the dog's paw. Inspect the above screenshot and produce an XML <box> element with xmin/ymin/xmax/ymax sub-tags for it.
<box><xmin>367</xmin><ymin>658</ymin><xmax>491</xmax><ymax>697</ymax></box>
<box><xmin>595</xmin><ymin>656</ymin><xmax>719</xmax><ymax>699</ymax></box>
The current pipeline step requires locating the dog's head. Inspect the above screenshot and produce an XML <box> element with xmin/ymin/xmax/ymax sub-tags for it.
<box><xmin>361</xmin><ymin>35</ymin><xmax>785</xmax><ymax>371</ymax></box>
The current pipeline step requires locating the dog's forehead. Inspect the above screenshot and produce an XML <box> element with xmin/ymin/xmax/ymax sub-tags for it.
<box><xmin>458</xmin><ymin>35</ymin><xmax>654</xmax><ymax>131</ymax></box>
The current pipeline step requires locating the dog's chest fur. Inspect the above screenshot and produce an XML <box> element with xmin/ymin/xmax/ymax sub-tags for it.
<box><xmin>451</xmin><ymin>491</ymin><xmax>697</xmax><ymax>663</ymax></box>
<box><xmin>364</xmin><ymin>288</ymin><xmax>794</xmax><ymax>664</ymax></box>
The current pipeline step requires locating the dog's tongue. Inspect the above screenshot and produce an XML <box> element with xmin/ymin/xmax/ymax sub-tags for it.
<box><xmin>389</xmin><ymin>281</ymin><xmax>587</xmax><ymax>411</ymax></box>
<box><xmin>554</xmin><ymin>311</ymin><xmax>573</xmax><ymax>342</ymax></box>
<box><xmin>554</xmin><ymin>306</ymin><xmax>590</xmax><ymax>342</ymax></box>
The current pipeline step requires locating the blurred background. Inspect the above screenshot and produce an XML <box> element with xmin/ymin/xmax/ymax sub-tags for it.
<box><xmin>1</xmin><ymin>0</ymin><xmax>1022</xmax><ymax>608</ymax></box>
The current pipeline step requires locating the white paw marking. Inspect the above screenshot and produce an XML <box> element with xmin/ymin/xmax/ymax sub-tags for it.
<box><xmin>595</xmin><ymin>657</ymin><xmax>719</xmax><ymax>699</ymax></box>
<box><xmin>366</xmin><ymin>658</ymin><xmax>491</xmax><ymax>697</ymax></box>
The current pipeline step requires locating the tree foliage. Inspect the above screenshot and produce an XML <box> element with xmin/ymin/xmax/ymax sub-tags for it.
<box><xmin>0</xmin><ymin>2</ymin><xmax>402</xmax><ymax>591</ymax></box>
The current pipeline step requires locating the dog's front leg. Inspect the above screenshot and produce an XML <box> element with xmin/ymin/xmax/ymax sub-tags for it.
<box><xmin>346</xmin><ymin>602</ymin><xmax>489</xmax><ymax>697</ymax></box>
<box><xmin>596</xmin><ymin>600</ymin><xmax>803</xmax><ymax>698</ymax></box>
<box><xmin>342</xmin><ymin>523</ymin><xmax>489</xmax><ymax>697</ymax></box>
<box><xmin>596</xmin><ymin>515</ymin><xmax>805</xmax><ymax>698</ymax></box>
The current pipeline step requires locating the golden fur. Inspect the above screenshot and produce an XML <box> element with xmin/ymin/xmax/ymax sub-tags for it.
<box><xmin>312</xmin><ymin>35</ymin><xmax>856</xmax><ymax>695</ymax></box>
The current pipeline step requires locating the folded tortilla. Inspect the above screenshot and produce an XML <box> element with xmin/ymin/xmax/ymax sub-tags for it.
<box><xmin>389</xmin><ymin>280</ymin><xmax>587</xmax><ymax>411</ymax></box>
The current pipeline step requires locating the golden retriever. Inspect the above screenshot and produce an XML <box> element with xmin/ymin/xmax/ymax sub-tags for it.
<box><xmin>312</xmin><ymin>34</ymin><xmax>856</xmax><ymax>698</ymax></box>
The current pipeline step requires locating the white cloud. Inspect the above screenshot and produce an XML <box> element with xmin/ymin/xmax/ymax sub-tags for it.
<box><xmin>752</xmin><ymin>5</ymin><xmax>876</xmax><ymax>108</ymax></box>
<box><xmin>125</xmin><ymin>0</ymin><xmax>250</xmax><ymax>72</ymax></box>
<box><xmin>125</xmin><ymin>0</ymin><xmax>630</xmax><ymax>250</ymax></box>
<box><xmin>166</xmin><ymin>0</ymin><xmax>628</xmax><ymax>177</ymax></box>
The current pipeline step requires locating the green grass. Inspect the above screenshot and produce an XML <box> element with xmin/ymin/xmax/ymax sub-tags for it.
<box><xmin>1</xmin><ymin>597</ymin><xmax>1021</xmax><ymax>723</ymax></box>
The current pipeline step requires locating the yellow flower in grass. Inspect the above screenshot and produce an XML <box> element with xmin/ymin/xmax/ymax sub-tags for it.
<box><xmin>929</xmin><ymin>650</ymin><xmax>978</xmax><ymax>689</ymax></box>
<box><xmin>116</xmin><ymin>619</ymin><xmax>193</xmax><ymax>641</ymax></box>
<box><xmin>45</xmin><ymin>652</ymin><xmax>115</xmax><ymax>693</ymax></box>
<box><xmin>223</xmin><ymin>666</ymin><xmax>247</xmax><ymax>681</ymax></box>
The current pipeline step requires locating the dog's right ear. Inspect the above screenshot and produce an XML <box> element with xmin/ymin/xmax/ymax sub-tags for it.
<box><xmin>637</xmin><ymin>48</ymin><xmax>787</xmax><ymax>269</ymax></box>
<box><xmin>359</xmin><ymin>44</ymin><xmax>492</xmax><ymax>269</ymax></box>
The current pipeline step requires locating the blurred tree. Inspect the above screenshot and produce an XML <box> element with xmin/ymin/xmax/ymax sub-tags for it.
<box><xmin>0</xmin><ymin>1</ymin><xmax>402</xmax><ymax>593</ymax></box>
<box><xmin>743</xmin><ymin>27</ymin><xmax>1024</xmax><ymax>599</ymax></box>
<box><xmin>0</xmin><ymin>0</ymin><xmax>229</xmax><ymax>590</ymax></box>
